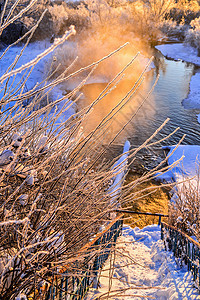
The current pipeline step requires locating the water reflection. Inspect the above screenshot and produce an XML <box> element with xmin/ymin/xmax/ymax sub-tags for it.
<box><xmin>80</xmin><ymin>52</ymin><xmax>200</xmax><ymax>147</ymax></box>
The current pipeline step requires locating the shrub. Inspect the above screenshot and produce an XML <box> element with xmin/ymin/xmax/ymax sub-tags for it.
<box><xmin>0</xmin><ymin>3</ymin><xmax>125</xmax><ymax>297</ymax></box>
<box><xmin>0</xmin><ymin>1</ymin><xmax>180</xmax><ymax>298</ymax></box>
<box><xmin>185</xmin><ymin>16</ymin><xmax>200</xmax><ymax>56</ymax></box>
<box><xmin>160</xmin><ymin>19</ymin><xmax>187</xmax><ymax>41</ymax></box>
<box><xmin>168</xmin><ymin>0</ymin><xmax>200</xmax><ymax>24</ymax></box>
<box><xmin>169</xmin><ymin>178</ymin><xmax>200</xmax><ymax>241</ymax></box>
<box><xmin>128</xmin><ymin>0</ymin><xmax>176</xmax><ymax>43</ymax></box>
<box><xmin>48</xmin><ymin>4</ymin><xmax>68</xmax><ymax>34</ymax></box>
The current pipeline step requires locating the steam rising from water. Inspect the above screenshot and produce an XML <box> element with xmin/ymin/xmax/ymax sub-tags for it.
<box><xmin>78</xmin><ymin>30</ymin><xmax>156</xmax><ymax>141</ymax></box>
<box><xmin>53</xmin><ymin>27</ymin><xmax>156</xmax><ymax>142</ymax></box>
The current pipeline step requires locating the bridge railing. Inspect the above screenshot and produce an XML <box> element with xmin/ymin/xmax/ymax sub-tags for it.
<box><xmin>116</xmin><ymin>209</ymin><xmax>169</xmax><ymax>225</ymax></box>
<box><xmin>161</xmin><ymin>222</ymin><xmax>200</xmax><ymax>290</ymax></box>
<box><xmin>38</xmin><ymin>214</ymin><xmax>123</xmax><ymax>300</ymax></box>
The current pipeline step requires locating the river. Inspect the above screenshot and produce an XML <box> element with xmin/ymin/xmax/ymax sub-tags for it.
<box><xmin>79</xmin><ymin>46</ymin><xmax>200</xmax><ymax>161</ymax></box>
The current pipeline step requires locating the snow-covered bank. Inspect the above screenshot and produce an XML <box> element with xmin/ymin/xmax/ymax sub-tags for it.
<box><xmin>0</xmin><ymin>40</ymin><xmax>50</xmax><ymax>90</ymax></box>
<box><xmin>87</xmin><ymin>225</ymin><xmax>199</xmax><ymax>299</ymax></box>
<box><xmin>109</xmin><ymin>141</ymin><xmax>130</xmax><ymax>205</ymax></box>
<box><xmin>156</xmin><ymin>145</ymin><xmax>200</xmax><ymax>207</ymax></box>
<box><xmin>157</xmin><ymin>145</ymin><xmax>200</xmax><ymax>183</ymax></box>
<box><xmin>156</xmin><ymin>43</ymin><xmax>200</xmax><ymax>66</ymax></box>
<box><xmin>0</xmin><ymin>40</ymin><xmax>76</xmax><ymax>120</ymax></box>
<box><xmin>182</xmin><ymin>73</ymin><xmax>200</xmax><ymax>109</ymax></box>
<box><xmin>182</xmin><ymin>72</ymin><xmax>200</xmax><ymax>123</ymax></box>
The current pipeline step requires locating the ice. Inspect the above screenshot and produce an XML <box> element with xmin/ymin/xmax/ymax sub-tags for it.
<box><xmin>108</xmin><ymin>140</ymin><xmax>130</xmax><ymax>205</ymax></box>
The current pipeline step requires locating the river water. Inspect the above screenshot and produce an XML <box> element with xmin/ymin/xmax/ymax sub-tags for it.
<box><xmin>81</xmin><ymin>47</ymin><xmax>200</xmax><ymax>152</ymax></box>
<box><xmin>129</xmin><ymin>49</ymin><xmax>200</xmax><ymax>146</ymax></box>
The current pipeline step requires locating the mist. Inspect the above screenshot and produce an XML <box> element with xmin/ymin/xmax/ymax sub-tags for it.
<box><xmin>50</xmin><ymin>22</ymin><xmax>156</xmax><ymax>141</ymax></box>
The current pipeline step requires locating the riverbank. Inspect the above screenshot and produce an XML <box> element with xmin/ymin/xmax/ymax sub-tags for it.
<box><xmin>0</xmin><ymin>39</ymin><xmax>77</xmax><ymax>123</ymax></box>
<box><xmin>156</xmin><ymin>43</ymin><xmax>200</xmax><ymax>66</ymax></box>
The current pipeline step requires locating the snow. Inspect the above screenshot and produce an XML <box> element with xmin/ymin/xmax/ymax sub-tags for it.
<box><xmin>159</xmin><ymin>145</ymin><xmax>200</xmax><ymax>181</ymax></box>
<box><xmin>156</xmin><ymin>43</ymin><xmax>200</xmax><ymax>66</ymax></box>
<box><xmin>0</xmin><ymin>40</ymin><xmax>51</xmax><ymax>92</ymax></box>
<box><xmin>0</xmin><ymin>40</ymin><xmax>76</xmax><ymax>121</ymax></box>
<box><xmin>182</xmin><ymin>72</ymin><xmax>200</xmax><ymax>109</ymax></box>
<box><xmin>156</xmin><ymin>145</ymin><xmax>200</xmax><ymax>206</ymax></box>
<box><xmin>109</xmin><ymin>140</ymin><xmax>130</xmax><ymax>205</ymax></box>
<box><xmin>156</xmin><ymin>145</ymin><xmax>200</xmax><ymax>182</ymax></box>
<box><xmin>87</xmin><ymin>225</ymin><xmax>199</xmax><ymax>299</ymax></box>
<box><xmin>182</xmin><ymin>72</ymin><xmax>200</xmax><ymax>123</ymax></box>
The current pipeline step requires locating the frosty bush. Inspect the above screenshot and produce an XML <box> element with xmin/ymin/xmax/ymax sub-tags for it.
<box><xmin>169</xmin><ymin>178</ymin><xmax>200</xmax><ymax>241</ymax></box>
<box><xmin>185</xmin><ymin>16</ymin><xmax>200</xmax><ymax>56</ymax></box>
<box><xmin>0</xmin><ymin>1</ymin><xmax>184</xmax><ymax>298</ymax></box>
<box><xmin>160</xmin><ymin>19</ymin><xmax>187</xmax><ymax>40</ymax></box>
<box><xmin>6</xmin><ymin>0</ymin><xmax>200</xmax><ymax>46</ymax></box>
<box><xmin>146</xmin><ymin>0</ymin><xmax>175</xmax><ymax>23</ymax></box>
<box><xmin>127</xmin><ymin>0</ymin><xmax>177</xmax><ymax>43</ymax></box>
<box><xmin>48</xmin><ymin>3</ymin><xmax>69</xmax><ymax>34</ymax></box>
<box><xmin>0</xmin><ymin>2</ymin><xmax>127</xmax><ymax>297</ymax></box>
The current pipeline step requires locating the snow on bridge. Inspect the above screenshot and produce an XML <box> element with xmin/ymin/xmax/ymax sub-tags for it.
<box><xmin>87</xmin><ymin>225</ymin><xmax>199</xmax><ymax>299</ymax></box>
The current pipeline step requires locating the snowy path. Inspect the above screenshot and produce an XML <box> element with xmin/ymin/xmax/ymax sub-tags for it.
<box><xmin>87</xmin><ymin>225</ymin><xmax>200</xmax><ymax>299</ymax></box>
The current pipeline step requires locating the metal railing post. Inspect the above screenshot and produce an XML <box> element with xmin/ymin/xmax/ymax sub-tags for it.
<box><xmin>42</xmin><ymin>215</ymin><xmax>123</xmax><ymax>299</ymax></box>
<box><xmin>161</xmin><ymin>222</ymin><xmax>200</xmax><ymax>291</ymax></box>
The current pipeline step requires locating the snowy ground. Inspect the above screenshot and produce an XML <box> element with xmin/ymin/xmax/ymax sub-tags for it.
<box><xmin>0</xmin><ymin>40</ymin><xmax>51</xmax><ymax>92</ymax></box>
<box><xmin>182</xmin><ymin>72</ymin><xmax>200</xmax><ymax>110</ymax></box>
<box><xmin>156</xmin><ymin>144</ymin><xmax>200</xmax><ymax>208</ymax></box>
<box><xmin>156</xmin><ymin>43</ymin><xmax>200</xmax><ymax>66</ymax></box>
<box><xmin>0</xmin><ymin>40</ymin><xmax>76</xmax><ymax>121</ymax></box>
<box><xmin>87</xmin><ymin>225</ymin><xmax>199</xmax><ymax>299</ymax></box>
<box><xmin>182</xmin><ymin>72</ymin><xmax>200</xmax><ymax>123</ymax></box>
<box><xmin>156</xmin><ymin>145</ymin><xmax>200</xmax><ymax>184</ymax></box>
